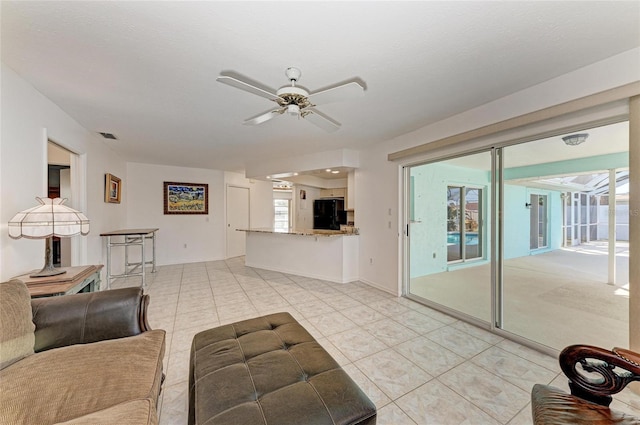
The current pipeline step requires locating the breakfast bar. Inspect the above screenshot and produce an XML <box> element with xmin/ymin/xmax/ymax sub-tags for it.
<box><xmin>238</xmin><ymin>228</ymin><xmax>359</xmax><ymax>283</ymax></box>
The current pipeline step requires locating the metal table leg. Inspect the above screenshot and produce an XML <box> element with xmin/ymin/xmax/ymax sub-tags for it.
<box><xmin>106</xmin><ymin>235</ymin><xmax>112</xmax><ymax>290</ymax></box>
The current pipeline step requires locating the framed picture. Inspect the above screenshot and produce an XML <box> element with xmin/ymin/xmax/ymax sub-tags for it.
<box><xmin>163</xmin><ymin>181</ymin><xmax>209</xmax><ymax>214</ymax></box>
<box><xmin>105</xmin><ymin>173</ymin><xmax>121</xmax><ymax>204</ymax></box>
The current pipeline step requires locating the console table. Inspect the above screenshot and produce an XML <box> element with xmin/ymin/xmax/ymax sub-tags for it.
<box><xmin>13</xmin><ymin>265</ymin><xmax>103</xmax><ymax>298</ymax></box>
<box><xmin>100</xmin><ymin>228</ymin><xmax>158</xmax><ymax>289</ymax></box>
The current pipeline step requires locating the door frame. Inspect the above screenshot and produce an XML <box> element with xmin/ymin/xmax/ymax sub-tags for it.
<box><xmin>45</xmin><ymin>132</ymin><xmax>87</xmax><ymax>266</ymax></box>
<box><xmin>225</xmin><ymin>184</ymin><xmax>250</xmax><ymax>258</ymax></box>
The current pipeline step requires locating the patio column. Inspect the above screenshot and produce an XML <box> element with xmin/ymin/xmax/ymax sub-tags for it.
<box><xmin>608</xmin><ymin>169</ymin><xmax>616</xmax><ymax>285</ymax></box>
<box><xmin>630</xmin><ymin>95</ymin><xmax>639</xmax><ymax>358</ymax></box>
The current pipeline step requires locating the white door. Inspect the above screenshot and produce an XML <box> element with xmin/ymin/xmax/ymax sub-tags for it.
<box><xmin>227</xmin><ymin>186</ymin><xmax>250</xmax><ymax>258</ymax></box>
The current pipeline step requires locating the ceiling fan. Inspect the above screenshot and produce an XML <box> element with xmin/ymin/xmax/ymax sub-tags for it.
<box><xmin>216</xmin><ymin>67</ymin><xmax>364</xmax><ymax>132</ymax></box>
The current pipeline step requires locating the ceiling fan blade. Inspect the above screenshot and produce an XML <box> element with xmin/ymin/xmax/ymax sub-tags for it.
<box><xmin>303</xmin><ymin>108</ymin><xmax>341</xmax><ymax>132</ymax></box>
<box><xmin>217</xmin><ymin>75</ymin><xmax>279</xmax><ymax>100</ymax></box>
<box><xmin>243</xmin><ymin>109</ymin><xmax>284</xmax><ymax>126</ymax></box>
<box><xmin>308</xmin><ymin>81</ymin><xmax>364</xmax><ymax>106</ymax></box>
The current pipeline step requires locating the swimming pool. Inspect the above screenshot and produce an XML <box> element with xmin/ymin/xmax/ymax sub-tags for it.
<box><xmin>447</xmin><ymin>232</ymin><xmax>479</xmax><ymax>245</ymax></box>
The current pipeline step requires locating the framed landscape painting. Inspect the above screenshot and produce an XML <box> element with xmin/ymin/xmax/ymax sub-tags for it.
<box><xmin>163</xmin><ymin>182</ymin><xmax>209</xmax><ymax>214</ymax></box>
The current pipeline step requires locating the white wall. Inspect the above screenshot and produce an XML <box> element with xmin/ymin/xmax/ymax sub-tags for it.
<box><xmin>126</xmin><ymin>162</ymin><xmax>224</xmax><ymax>265</ymax></box>
<box><xmin>356</xmin><ymin>145</ymin><xmax>402</xmax><ymax>294</ymax></box>
<box><xmin>356</xmin><ymin>48</ymin><xmax>640</xmax><ymax>296</ymax></box>
<box><xmin>0</xmin><ymin>63</ymin><xmax>127</xmax><ymax>281</ymax></box>
<box><xmin>125</xmin><ymin>164</ymin><xmax>274</xmax><ymax>266</ymax></box>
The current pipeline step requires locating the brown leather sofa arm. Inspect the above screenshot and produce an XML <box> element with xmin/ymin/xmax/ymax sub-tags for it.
<box><xmin>559</xmin><ymin>344</ymin><xmax>640</xmax><ymax>406</ymax></box>
<box><xmin>31</xmin><ymin>287</ymin><xmax>152</xmax><ymax>353</ymax></box>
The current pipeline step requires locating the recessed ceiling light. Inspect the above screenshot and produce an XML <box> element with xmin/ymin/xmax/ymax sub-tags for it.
<box><xmin>266</xmin><ymin>176</ymin><xmax>271</xmax><ymax>179</ymax></box>
<box><xmin>326</xmin><ymin>169</ymin><xmax>332</xmax><ymax>172</ymax></box>
<box><xmin>293</xmin><ymin>172</ymin><xmax>298</xmax><ymax>176</ymax></box>
<box><xmin>331</xmin><ymin>170</ymin><xmax>339</xmax><ymax>174</ymax></box>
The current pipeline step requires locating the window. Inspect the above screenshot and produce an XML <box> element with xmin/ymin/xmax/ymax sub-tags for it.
<box><xmin>273</xmin><ymin>199</ymin><xmax>291</xmax><ymax>231</ymax></box>
<box><xmin>529</xmin><ymin>194</ymin><xmax>548</xmax><ymax>249</ymax></box>
<box><xmin>447</xmin><ymin>186</ymin><xmax>483</xmax><ymax>262</ymax></box>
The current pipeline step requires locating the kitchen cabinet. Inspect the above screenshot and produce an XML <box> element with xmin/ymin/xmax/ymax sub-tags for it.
<box><xmin>320</xmin><ymin>188</ymin><xmax>346</xmax><ymax>198</ymax></box>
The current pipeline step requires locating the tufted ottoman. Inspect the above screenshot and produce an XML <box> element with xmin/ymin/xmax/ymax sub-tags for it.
<box><xmin>189</xmin><ymin>312</ymin><xmax>376</xmax><ymax>425</ymax></box>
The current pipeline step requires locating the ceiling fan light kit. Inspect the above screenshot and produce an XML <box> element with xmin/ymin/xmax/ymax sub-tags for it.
<box><xmin>217</xmin><ymin>67</ymin><xmax>364</xmax><ymax>132</ymax></box>
<box><xmin>287</xmin><ymin>104</ymin><xmax>300</xmax><ymax>116</ymax></box>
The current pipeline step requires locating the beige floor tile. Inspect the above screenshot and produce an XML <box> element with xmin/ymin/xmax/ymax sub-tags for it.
<box><xmin>210</xmin><ymin>283</ymin><xmax>244</xmax><ymax>296</ymax></box>
<box><xmin>497</xmin><ymin>339</ymin><xmax>560</xmax><ymax>372</ymax></box>
<box><xmin>439</xmin><ymin>362</ymin><xmax>531</xmax><ymax>423</ymax></box>
<box><xmin>411</xmin><ymin>303</ymin><xmax>459</xmax><ymax>324</ymax></box>
<box><xmin>393</xmin><ymin>309</ymin><xmax>447</xmax><ymax>334</ymax></box>
<box><xmin>340</xmin><ymin>304</ymin><xmax>387</xmax><ymax>326</ymax></box>
<box><xmin>323</xmin><ymin>294</ymin><xmax>362</xmax><ymax>310</ymax></box>
<box><xmin>471</xmin><ymin>346</ymin><xmax>558</xmax><ymax>391</ymax></box>
<box><xmin>452</xmin><ymin>321</ymin><xmax>505</xmax><ymax>344</ymax></box>
<box><xmin>215</xmin><ymin>300</ymin><xmax>257</xmax><ymax>322</ymax></box>
<box><xmin>213</xmin><ymin>291</ymin><xmax>250</xmax><ymax>305</ymax></box>
<box><xmin>165</xmin><ymin>348</ymin><xmax>191</xmax><ymax>387</ymax></box>
<box><xmin>342</xmin><ymin>364</ymin><xmax>392</xmax><ymax>409</ymax></box>
<box><xmin>396</xmin><ymin>381</ymin><xmax>501</xmax><ymax>425</ymax></box>
<box><xmin>425</xmin><ymin>326</ymin><xmax>492</xmax><ymax>358</ymax></box>
<box><xmin>368</xmin><ymin>298</ymin><xmax>412</xmax><ymax>316</ymax></box>
<box><xmin>250</xmin><ymin>294</ymin><xmax>290</xmax><ymax>310</ymax></box>
<box><xmin>394</xmin><ymin>336</ymin><xmax>465</xmax><ymax>376</ymax></box>
<box><xmin>158</xmin><ymin>381</ymin><xmax>188</xmax><ymax>425</ymax></box>
<box><xmin>317</xmin><ymin>337</ymin><xmax>351</xmax><ymax>366</ymax></box>
<box><xmin>376</xmin><ymin>403</ymin><xmax>418</xmax><ymax>425</ymax></box>
<box><xmin>507</xmin><ymin>404</ymin><xmax>533</xmax><ymax>425</ymax></box>
<box><xmin>173</xmin><ymin>308</ymin><xmax>219</xmax><ymax>332</ymax></box>
<box><xmin>294</xmin><ymin>298</ymin><xmax>336</xmax><ymax>318</ymax></box>
<box><xmin>305</xmin><ymin>311</ymin><xmax>358</xmax><ymax>336</ymax></box>
<box><xmin>362</xmin><ymin>318</ymin><xmax>420</xmax><ymax>346</ymax></box>
<box><xmin>355</xmin><ymin>349</ymin><xmax>433</xmax><ymax>400</ymax></box>
<box><xmin>148</xmin><ymin>314</ymin><xmax>176</xmax><ymax>332</ymax></box>
<box><xmin>327</xmin><ymin>328</ymin><xmax>388</xmax><ymax>362</ymax></box>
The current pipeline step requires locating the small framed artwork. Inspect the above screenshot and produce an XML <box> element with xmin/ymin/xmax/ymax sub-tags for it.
<box><xmin>164</xmin><ymin>181</ymin><xmax>209</xmax><ymax>214</ymax></box>
<box><xmin>105</xmin><ymin>173</ymin><xmax>122</xmax><ymax>204</ymax></box>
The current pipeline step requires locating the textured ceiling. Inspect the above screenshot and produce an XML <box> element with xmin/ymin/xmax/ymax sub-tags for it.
<box><xmin>2</xmin><ymin>1</ymin><xmax>639</xmax><ymax>173</ymax></box>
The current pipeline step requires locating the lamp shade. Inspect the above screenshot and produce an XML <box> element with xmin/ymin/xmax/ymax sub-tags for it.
<box><xmin>8</xmin><ymin>197</ymin><xmax>90</xmax><ymax>239</ymax></box>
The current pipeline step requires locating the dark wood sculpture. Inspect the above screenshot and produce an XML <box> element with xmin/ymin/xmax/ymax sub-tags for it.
<box><xmin>559</xmin><ymin>345</ymin><xmax>640</xmax><ymax>406</ymax></box>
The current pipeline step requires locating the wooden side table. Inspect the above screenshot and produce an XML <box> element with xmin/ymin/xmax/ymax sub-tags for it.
<box><xmin>12</xmin><ymin>265</ymin><xmax>103</xmax><ymax>298</ymax></box>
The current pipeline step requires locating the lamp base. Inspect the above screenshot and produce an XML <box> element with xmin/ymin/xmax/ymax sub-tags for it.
<box><xmin>30</xmin><ymin>266</ymin><xmax>66</xmax><ymax>278</ymax></box>
<box><xmin>30</xmin><ymin>238</ymin><xmax>66</xmax><ymax>278</ymax></box>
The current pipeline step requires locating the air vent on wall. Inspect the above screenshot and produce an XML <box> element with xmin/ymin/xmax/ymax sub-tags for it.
<box><xmin>98</xmin><ymin>132</ymin><xmax>117</xmax><ymax>140</ymax></box>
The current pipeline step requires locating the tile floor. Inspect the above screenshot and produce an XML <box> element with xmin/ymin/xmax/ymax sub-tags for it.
<box><xmin>112</xmin><ymin>257</ymin><xmax>640</xmax><ymax>424</ymax></box>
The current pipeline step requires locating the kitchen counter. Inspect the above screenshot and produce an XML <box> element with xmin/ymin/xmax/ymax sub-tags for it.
<box><xmin>238</xmin><ymin>228</ymin><xmax>359</xmax><ymax>283</ymax></box>
<box><xmin>237</xmin><ymin>227</ymin><xmax>358</xmax><ymax>236</ymax></box>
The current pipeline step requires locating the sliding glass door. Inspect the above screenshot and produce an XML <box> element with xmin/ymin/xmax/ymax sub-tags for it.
<box><xmin>407</xmin><ymin>151</ymin><xmax>492</xmax><ymax>323</ymax></box>
<box><xmin>405</xmin><ymin>121</ymin><xmax>630</xmax><ymax>350</ymax></box>
<box><xmin>501</xmin><ymin>123</ymin><xmax>629</xmax><ymax>349</ymax></box>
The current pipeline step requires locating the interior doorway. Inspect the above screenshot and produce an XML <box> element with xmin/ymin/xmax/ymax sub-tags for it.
<box><xmin>226</xmin><ymin>185</ymin><xmax>250</xmax><ymax>258</ymax></box>
<box><xmin>47</xmin><ymin>142</ymin><xmax>73</xmax><ymax>267</ymax></box>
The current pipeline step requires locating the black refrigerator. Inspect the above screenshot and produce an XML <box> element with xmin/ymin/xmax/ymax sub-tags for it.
<box><xmin>313</xmin><ymin>199</ymin><xmax>346</xmax><ymax>230</ymax></box>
